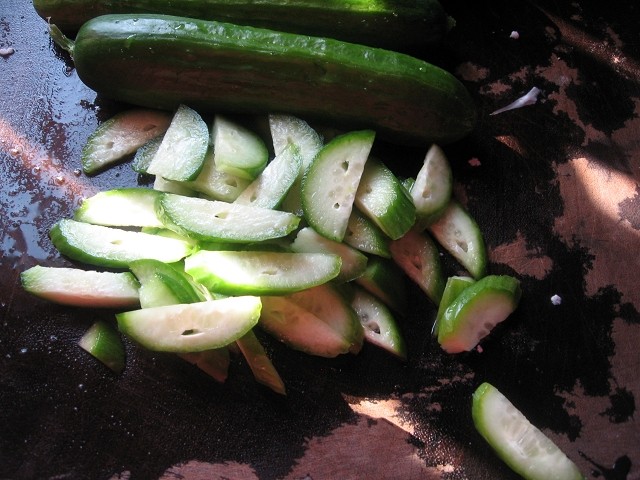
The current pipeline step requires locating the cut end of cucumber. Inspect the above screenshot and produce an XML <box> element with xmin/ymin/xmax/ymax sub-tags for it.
<box><xmin>78</xmin><ymin>321</ymin><xmax>126</xmax><ymax>373</ymax></box>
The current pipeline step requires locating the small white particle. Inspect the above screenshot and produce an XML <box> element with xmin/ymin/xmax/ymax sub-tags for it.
<box><xmin>0</xmin><ymin>47</ymin><xmax>15</xmax><ymax>57</ymax></box>
<box><xmin>491</xmin><ymin>86</ymin><xmax>542</xmax><ymax>115</ymax></box>
<box><xmin>551</xmin><ymin>294</ymin><xmax>562</xmax><ymax>305</ymax></box>
<box><xmin>510</xmin><ymin>31</ymin><xmax>520</xmax><ymax>40</ymax></box>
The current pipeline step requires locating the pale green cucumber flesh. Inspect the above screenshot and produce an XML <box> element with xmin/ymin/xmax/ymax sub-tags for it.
<box><xmin>21</xmin><ymin>265</ymin><xmax>140</xmax><ymax>308</ymax></box>
<box><xmin>131</xmin><ymin>135</ymin><xmax>162</xmax><ymax>174</ymax></box>
<box><xmin>301</xmin><ymin>130</ymin><xmax>375</xmax><ymax>242</ymax></box>
<box><xmin>78</xmin><ymin>320</ymin><xmax>126</xmax><ymax>373</ymax></box>
<box><xmin>185</xmin><ymin>250</ymin><xmax>341</xmax><ymax>296</ymax></box>
<box><xmin>354</xmin><ymin>256</ymin><xmax>408</xmax><ymax>315</ymax></box>
<box><xmin>146</xmin><ymin>104</ymin><xmax>209</xmax><ymax>181</ymax></box>
<box><xmin>269</xmin><ymin>114</ymin><xmax>323</xmax><ymax>169</ymax></box>
<box><xmin>343</xmin><ymin>208</ymin><xmax>391</xmax><ymax>259</ymax></box>
<box><xmin>81</xmin><ymin>108</ymin><xmax>171</xmax><ymax>174</ymax></box>
<box><xmin>437</xmin><ymin>275</ymin><xmax>521</xmax><ymax>353</ymax></box>
<box><xmin>153</xmin><ymin>175</ymin><xmax>198</xmax><ymax>196</ymax></box>
<box><xmin>354</xmin><ymin>157</ymin><xmax>415</xmax><ymax>240</ymax></box>
<box><xmin>212</xmin><ymin>114</ymin><xmax>269</xmax><ymax>180</ymax></box>
<box><xmin>116</xmin><ymin>296</ymin><xmax>262</xmax><ymax>352</ymax></box>
<box><xmin>186</xmin><ymin>148</ymin><xmax>251</xmax><ymax>202</ymax></box>
<box><xmin>472</xmin><ymin>382</ymin><xmax>585</xmax><ymax>480</ymax></box>
<box><xmin>432</xmin><ymin>275</ymin><xmax>475</xmax><ymax>336</ymax></box>
<box><xmin>74</xmin><ymin>188</ymin><xmax>163</xmax><ymax>228</ymax></box>
<box><xmin>411</xmin><ymin>144</ymin><xmax>453</xmax><ymax>228</ymax></box>
<box><xmin>235</xmin><ymin>329</ymin><xmax>286</xmax><ymax>395</ymax></box>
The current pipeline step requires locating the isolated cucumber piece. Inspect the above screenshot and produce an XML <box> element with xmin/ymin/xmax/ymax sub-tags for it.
<box><xmin>349</xmin><ymin>285</ymin><xmax>407</xmax><ymax>360</ymax></box>
<box><xmin>437</xmin><ymin>275</ymin><xmax>521</xmax><ymax>353</ymax></box>
<box><xmin>390</xmin><ymin>228</ymin><xmax>445</xmax><ymax>305</ymax></box>
<box><xmin>472</xmin><ymin>382</ymin><xmax>585</xmax><ymax>480</ymax></box>
<box><xmin>354</xmin><ymin>157</ymin><xmax>415</xmax><ymax>240</ymax></box>
<box><xmin>343</xmin><ymin>208</ymin><xmax>391</xmax><ymax>259</ymax></box>
<box><xmin>185</xmin><ymin>250</ymin><xmax>341</xmax><ymax>296</ymax></box>
<box><xmin>156</xmin><ymin>193</ymin><xmax>300</xmax><ymax>242</ymax></box>
<box><xmin>411</xmin><ymin>144</ymin><xmax>453</xmax><ymax>228</ymax></box>
<box><xmin>429</xmin><ymin>200</ymin><xmax>487</xmax><ymax>279</ymax></box>
<box><xmin>78</xmin><ymin>320</ymin><xmax>126</xmax><ymax>373</ymax></box>
<box><xmin>354</xmin><ymin>256</ymin><xmax>408</xmax><ymax>315</ymax></box>
<box><xmin>74</xmin><ymin>188</ymin><xmax>163</xmax><ymax>228</ymax></box>
<box><xmin>432</xmin><ymin>275</ymin><xmax>475</xmax><ymax>336</ymax></box>
<box><xmin>116</xmin><ymin>296</ymin><xmax>262</xmax><ymax>352</ymax></box>
<box><xmin>179</xmin><ymin>348</ymin><xmax>230</xmax><ymax>383</ymax></box>
<box><xmin>212</xmin><ymin>115</ymin><xmax>269</xmax><ymax>180</ymax></box>
<box><xmin>146</xmin><ymin>104</ymin><xmax>209</xmax><ymax>181</ymax></box>
<box><xmin>21</xmin><ymin>265</ymin><xmax>140</xmax><ymax>308</ymax></box>
<box><xmin>235</xmin><ymin>329</ymin><xmax>286</xmax><ymax>395</ymax></box>
<box><xmin>81</xmin><ymin>108</ymin><xmax>171</xmax><ymax>174</ymax></box>
<box><xmin>50</xmin><ymin>219</ymin><xmax>193</xmax><ymax>268</ymax></box>
<box><xmin>302</xmin><ymin>130</ymin><xmax>375</xmax><ymax>242</ymax></box>
<box><xmin>233</xmin><ymin>143</ymin><xmax>302</xmax><ymax>209</ymax></box>
<box><xmin>185</xmin><ymin>148</ymin><xmax>251</xmax><ymax>202</ymax></box>
<box><xmin>290</xmin><ymin>227</ymin><xmax>368</xmax><ymax>284</ymax></box>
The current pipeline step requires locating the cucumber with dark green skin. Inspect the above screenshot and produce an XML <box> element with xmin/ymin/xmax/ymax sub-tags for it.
<box><xmin>35</xmin><ymin>0</ymin><xmax>450</xmax><ymax>50</ymax></box>
<box><xmin>57</xmin><ymin>14</ymin><xmax>476</xmax><ymax>147</ymax></box>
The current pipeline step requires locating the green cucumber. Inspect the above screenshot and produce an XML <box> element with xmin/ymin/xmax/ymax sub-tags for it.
<box><xmin>80</xmin><ymin>108</ymin><xmax>171</xmax><ymax>174</ymax></box>
<box><xmin>116</xmin><ymin>296</ymin><xmax>262</xmax><ymax>352</ymax></box>
<box><xmin>131</xmin><ymin>135</ymin><xmax>162</xmax><ymax>174</ymax></box>
<box><xmin>432</xmin><ymin>275</ymin><xmax>475</xmax><ymax>336</ymax></box>
<box><xmin>58</xmin><ymin>14</ymin><xmax>476</xmax><ymax>146</ymax></box>
<box><xmin>302</xmin><ymin>130</ymin><xmax>375</xmax><ymax>242</ymax></box>
<box><xmin>472</xmin><ymin>382</ymin><xmax>585</xmax><ymax>480</ymax></box>
<box><xmin>235</xmin><ymin>329</ymin><xmax>286</xmax><ymax>395</ymax></box>
<box><xmin>212</xmin><ymin>115</ymin><xmax>269</xmax><ymax>180</ymax></box>
<box><xmin>411</xmin><ymin>144</ymin><xmax>453</xmax><ymax>228</ymax></box>
<box><xmin>437</xmin><ymin>275</ymin><xmax>521</xmax><ymax>353</ymax></box>
<box><xmin>354</xmin><ymin>157</ymin><xmax>416</xmax><ymax>241</ymax></box>
<box><xmin>343</xmin><ymin>208</ymin><xmax>391</xmax><ymax>259</ymax></box>
<box><xmin>21</xmin><ymin>265</ymin><xmax>140</xmax><ymax>308</ymax></box>
<box><xmin>156</xmin><ymin>193</ymin><xmax>300</xmax><ymax>243</ymax></box>
<box><xmin>354</xmin><ymin>256</ymin><xmax>408</xmax><ymax>316</ymax></box>
<box><xmin>154</xmin><ymin>175</ymin><xmax>198</xmax><ymax>197</ymax></box>
<box><xmin>78</xmin><ymin>320</ymin><xmax>126</xmax><ymax>373</ymax></box>
<box><xmin>185</xmin><ymin>250</ymin><xmax>341</xmax><ymax>296</ymax></box>
<box><xmin>50</xmin><ymin>219</ymin><xmax>193</xmax><ymax>268</ymax></box>
<box><xmin>74</xmin><ymin>188</ymin><xmax>163</xmax><ymax>228</ymax></box>
<box><xmin>186</xmin><ymin>149</ymin><xmax>251</xmax><ymax>202</ymax></box>
<box><xmin>37</xmin><ymin>0</ymin><xmax>450</xmax><ymax>50</ymax></box>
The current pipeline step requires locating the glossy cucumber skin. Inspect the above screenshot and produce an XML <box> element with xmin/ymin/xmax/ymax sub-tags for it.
<box><xmin>35</xmin><ymin>0</ymin><xmax>449</xmax><ymax>50</ymax></box>
<box><xmin>70</xmin><ymin>14</ymin><xmax>477</xmax><ymax>146</ymax></box>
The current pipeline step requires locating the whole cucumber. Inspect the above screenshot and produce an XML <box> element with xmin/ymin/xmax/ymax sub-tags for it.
<box><xmin>34</xmin><ymin>0</ymin><xmax>450</xmax><ymax>50</ymax></box>
<box><xmin>61</xmin><ymin>14</ymin><xmax>477</xmax><ymax>146</ymax></box>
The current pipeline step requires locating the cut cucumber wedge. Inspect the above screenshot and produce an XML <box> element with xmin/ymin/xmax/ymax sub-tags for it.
<box><xmin>78</xmin><ymin>320</ymin><xmax>126</xmax><ymax>373</ymax></box>
<box><xmin>131</xmin><ymin>135</ymin><xmax>162</xmax><ymax>174</ymax></box>
<box><xmin>146</xmin><ymin>104</ymin><xmax>209</xmax><ymax>181</ymax></box>
<box><xmin>437</xmin><ymin>275</ymin><xmax>521</xmax><ymax>353</ymax></box>
<box><xmin>354</xmin><ymin>256</ymin><xmax>408</xmax><ymax>315</ymax></box>
<box><xmin>20</xmin><ymin>265</ymin><xmax>140</xmax><ymax>308</ymax></box>
<box><xmin>390</xmin><ymin>228</ymin><xmax>445</xmax><ymax>305</ymax></box>
<box><xmin>411</xmin><ymin>144</ymin><xmax>453</xmax><ymax>228</ymax></box>
<box><xmin>185</xmin><ymin>250</ymin><xmax>341</xmax><ymax>296</ymax></box>
<box><xmin>156</xmin><ymin>193</ymin><xmax>300</xmax><ymax>242</ymax></box>
<box><xmin>212</xmin><ymin>114</ymin><xmax>269</xmax><ymax>180</ymax></box>
<box><xmin>472</xmin><ymin>382</ymin><xmax>585</xmax><ymax>480</ymax></box>
<box><xmin>355</xmin><ymin>157</ymin><xmax>415</xmax><ymax>240</ymax></box>
<box><xmin>433</xmin><ymin>275</ymin><xmax>475</xmax><ymax>337</ymax></box>
<box><xmin>343</xmin><ymin>208</ymin><xmax>391</xmax><ymax>259</ymax></box>
<box><xmin>186</xmin><ymin>148</ymin><xmax>251</xmax><ymax>202</ymax></box>
<box><xmin>116</xmin><ymin>296</ymin><xmax>262</xmax><ymax>352</ymax></box>
<box><xmin>81</xmin><ymin>108</ymin><xmax>171</xmax><ymax>175</ymax></box>
<box><xmin>179</xmin><ymin>348</ymin><xmax>230</xmax><ymax>383</ymax></box>
<box><xmin>153</xmin><ymin>175</ymin><xmax>198</xmax><ymax>197</ymax></box>
<box><xmin>74</xmin><ymin>188</ymin><xmax>163</xmax><ymax>228</ymax></box>
<box><xmin>429</xmin><ymin>200</ymin><xmax>487</xmax><ymax>279</ymax></box>
<box><xmin>302</xmin><ymin>130</ymin><xmax>375</xmax><ymax>242</ymax></box>
<box><xmin>235</xmin><ymin>329</ymin><xmax>286</xmax><ymax>395</ymax></box>
<box><xmin>50</xmin><ymin>219</ymin><xmax>193</xmax><ymax>268</ymax></box>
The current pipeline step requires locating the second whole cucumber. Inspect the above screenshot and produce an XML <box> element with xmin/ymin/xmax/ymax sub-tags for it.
<box><xmin>55</xmin><ymin>14</ymin><xmax>477</xmax><ymax>147</ymax></box>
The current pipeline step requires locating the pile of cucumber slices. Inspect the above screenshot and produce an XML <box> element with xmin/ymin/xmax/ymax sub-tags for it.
<box><xmin>20</xmin><ymin>105</ymin><xmax>583</xmax><ymax>479</ymax></box>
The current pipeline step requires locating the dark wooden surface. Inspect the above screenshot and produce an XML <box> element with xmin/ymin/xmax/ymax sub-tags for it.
<box><xmin>1</xmin><ymin>1</ymin><xmax>638</xmax><ymax>479</ymax></box>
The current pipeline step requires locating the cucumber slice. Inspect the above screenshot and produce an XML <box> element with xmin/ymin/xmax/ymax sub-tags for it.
<box><xmin>179</xmin><ymin>348</ymin><xmax>230</xmax><ymax>383</ymax></box>
<box><xmin>344</xmin><ymin>208</ymin><xmax>391</xmax><ymax>259</ymax></box>
<box><xmin>433</xmin><ymin>275</ymin><xmax>475</xmax><ymax>336</ymax></box>
<box><xmin>146</xmin><ymin>104</ymin><xmax>209</xmax><ymax>181</ymax></box>
<box><xmin>74</xmin><ymin>188</ymin><xmax>163</xmax><ymax>228</ymax></box>
<box><xmin>472</xmin><ymin>382</ymin><xmax>585</xmax><ymax>480</ymax></box>
<box><xmin>428</xmin><ymin>200</ymin><xmax>488</xmax><ymax>279</ymax></box>
<box><xmin>302</xmin><ymin>130</ymin><xmax>375</xmax><ymax>242</ymax></box>
<box><xmin>78</xmin><ymin>320</ymin><xmax>126</xmax><ymax>373</ymax></box>
<box><xmin>411</xmin><ymin>144</ymin><xmax>453</xmax><ymax>228</ymax></box>
<box><xmin>233</xmin><ymin>143</ymin><xmax>302</xmax><ymax>210</ymax></box>
<box><xmin>50</xmin><ymin>219</ymin><xmax>193</xmax><ymax>268</ymax></box>
<box><xmin>153</xmin><ymin>175</ymin><xmax>198</xmax><ymax>197</ymax></box>
<box><xmin>212</xmin><ymin>115</ymin><xmax>269</xmax><ymax>180</ymax></box>
<box><xmin>286</xmin><ymin>284</ymin><xmax>364</xmax><ymax>354</ymax></box>
<box><xmin>354</xmin><ymin>256</ymin><xmax>408</xmax><ymax>315</ymax></box>
<box><xmin>354</xmin><ymin>157</ymin><xmax>415</xmax><ymax>240</ymax></box>
<box><xmin>390</xmin><ymin>228</ymin><xmax>445</xmax><ymax>305</ymax></box>
<box><xmin>350</xmin><ymin>285</ymin><xmax>407</xmax><ymax>360</ymax></box>
<box><xmin>259</xmin><ymin>295</ymin><xmax>353</xmax><ymax>358</ymax></box>
<box><xmin>185</xmin><ymin>250</ymin><xmax>341</xmax><ymax>296</ymax></box>
<box><xmin>81</xmin><ymin>108</ymin><xmax>171</xmax><ymax>175</ymax></box>
<box><xmin>131</xmin><ymin>135</ymin><xmax>162</xmax><ymax>174</ymax></box>
<box><xmin>186</xmin><ymin>148</ymin><xmax>251</xmax><ymax>202</ymax></box>
<box><xmin>235</xmin><ymin>329</ymin><xmax>286</xmax><ymax>395</ymax></box>
<box><xmin>156</xmin><ymin>193</ymin><xmax>300</xmax><ymax>243</ymax></box>
<box><xmin>437</xmin><ymin>275</ymin><xmax>521</xmax><ymax>353</ymax></box>
<box><xmin>128</xmin><ymin>259</ymin><xmax>208</xmax><ymax>308</ymax></box>
<box><xmin>20</xmin><ymin>265</ymin><xmax>140</xmax><ymax>308</ymax></box>
<box><xmin>290</xmin><ymin>227</ymin><xmax>368</xmax><ymax>284</ymax></box>
<box><xmin>116</xmin><ymin>296</ymin><xmax>262</xmax><ymax>352</ymax></box>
